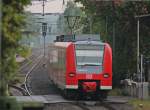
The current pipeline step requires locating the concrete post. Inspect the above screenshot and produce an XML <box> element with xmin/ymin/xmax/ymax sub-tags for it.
<box><xmin>137</xmin><ymin>82</ymin><xmax>149</xmax><ymax>99</ymax></box>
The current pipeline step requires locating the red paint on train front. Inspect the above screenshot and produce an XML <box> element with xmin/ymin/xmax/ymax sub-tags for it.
<box><xmin>65</xmin><ymin>43</ymin><xmax>112</xmax><ymax>91</ymax></box>
<box><xmin>101</xmin><ymin>43</ymin><xmax>112</xmax><ymax>88</ymax></box>
<box><xmin>48</xmin><ymin>40</ymin><xmax>112</xmax><ymax>99</ymax></box>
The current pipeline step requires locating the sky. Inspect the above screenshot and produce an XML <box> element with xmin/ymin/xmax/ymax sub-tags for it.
<box><xmin>25</xmin><ymin>0</ymin><xmax>71</xmax><ymax>13</ymax></box>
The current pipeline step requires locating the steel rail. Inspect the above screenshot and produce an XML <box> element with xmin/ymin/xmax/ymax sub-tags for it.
<box><xmin>19</xmin><ymin>54</ymin><xmax>35</xmax><ymax>71</ymax></box>
<box><xmin>24</xmin><ymin>55</ymin><xmax>43</xmax><ymax>96</ymax></box>
<box><xmin>9</xmin><ymin>84</ymin><xmax>27</xmax><ymax>96</ymax></box>
<box><xmin>72</xmin><ymin>101</ymin><xmax>117</xmax><ymax>110</ymax></box>
<box><xmin>19</xmin><ymin>49</ymin><xmax>42</xmax><ymax>71</ymax></box>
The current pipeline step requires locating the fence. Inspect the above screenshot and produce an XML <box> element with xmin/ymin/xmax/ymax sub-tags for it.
<box><xmin>122</xmin><ymin>79</ymin><xmax>149</xmax><ymax>99</ymax></box>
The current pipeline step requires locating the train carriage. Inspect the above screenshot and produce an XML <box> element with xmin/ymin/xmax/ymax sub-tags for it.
<box><xmin>48</xmin><ymin>35</ymin><xmax>112</xmax><ymax>99</ymax></box>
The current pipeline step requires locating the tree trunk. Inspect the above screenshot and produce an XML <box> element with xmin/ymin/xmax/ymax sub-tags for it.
<box><xmin>0</xmin><ymin>79</ymin><xmax>9</xmax><ymax>96</ymax></box>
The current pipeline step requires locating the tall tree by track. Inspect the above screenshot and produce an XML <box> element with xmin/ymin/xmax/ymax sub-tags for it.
<box><xmin>57</xmin><ymin>1</ymin><xmax>84</xmax><ymax>34</ymax></box>
<box><xmin>1</xmin><ymin>0</ymin><xmax>30</xmax><ymax>96</ymax></box>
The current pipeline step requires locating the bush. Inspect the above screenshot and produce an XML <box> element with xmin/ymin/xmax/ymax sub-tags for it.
<box><xmin>0</xmin><ymin>97</ymin><xmax>22</xmax><ymax>110</ymax></box>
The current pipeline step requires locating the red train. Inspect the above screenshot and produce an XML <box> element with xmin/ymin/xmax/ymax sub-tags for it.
<box><xmin>48</xmin><ymin>35</ymin><xmax>112</xmax><ymax>99</ymax></box>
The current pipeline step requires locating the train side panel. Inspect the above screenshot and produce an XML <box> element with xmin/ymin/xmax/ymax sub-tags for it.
<box><xmin>48</xmin><ymin>45</ymin><xmax>66</xmax><ymax>89</ymax></box>
<box><xmin>100</xmin><ymin>43</ymin><xmax>112</xmax><ymax>90</ymax></box>
<box><xmin>66</xmin><ymin>44</ymin><xmax>77</xmax><ymax>89</ymax></box>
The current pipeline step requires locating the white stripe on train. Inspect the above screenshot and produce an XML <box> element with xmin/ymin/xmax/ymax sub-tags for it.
<box><xmin>66</xmin><ymin>85</ymin><xmax>78</xmax><ymax>89</ymax></box>
<box><xmin>66</xmin><ymin>85</ymin><xmax>112</xmax><ymax>90</ymax></box>
<box><xmin>100</xmin><ymin>86</ymin><xmax>112</xmax><ymax>89</ymax></box>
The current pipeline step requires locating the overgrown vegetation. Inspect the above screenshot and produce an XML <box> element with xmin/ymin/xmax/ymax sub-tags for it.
<box><xmin>129</xmin><ymin>99</ymin><xmax>150</xmax><ymax>110</ymax></box>
<box><xmin>1</xmin><ymin>0</ymin><xmax>30</xmax><ymax>96</ymax></box>
<box><xmin>57</xmin><ymin>1</ymin><xmax>85</xmax><ymax>34</ymax></box>
<box><xmin>75</xmin><ymin>0</ymin><xmax>150</xmax><ymax>87</ymax></box>
<box><xmin>0</xmin><ymin>97</ymin><xmax>22</xmax><ymax>110</ymax></box>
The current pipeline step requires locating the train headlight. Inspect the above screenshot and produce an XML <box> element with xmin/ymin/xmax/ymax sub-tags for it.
<box><xmin>69</xmin><ymin>72</ymin><xmax>75</xmax><ymax>77</ymax></box>
<box><xmin>103</xmin><ymin>73</ymin><xmax>109</xmax><ymax>78</ymax></box>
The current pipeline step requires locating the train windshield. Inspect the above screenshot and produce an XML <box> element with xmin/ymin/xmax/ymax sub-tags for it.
<box><xmin>75</xmin><ymin>44</ymin><xmax>104</xmax><ymax>74</ymax></box>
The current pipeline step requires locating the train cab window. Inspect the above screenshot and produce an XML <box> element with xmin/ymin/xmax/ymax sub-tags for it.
<box><xmin>75</xmin><ymin>44</ymin><xmax>104</xmax><ymax>74</ymax></box>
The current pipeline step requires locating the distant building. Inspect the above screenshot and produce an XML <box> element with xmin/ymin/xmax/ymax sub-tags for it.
<box><xmin>31</xmin><ymin>13</ymin><xmax>61</xmax><ymax>34</ymax></box>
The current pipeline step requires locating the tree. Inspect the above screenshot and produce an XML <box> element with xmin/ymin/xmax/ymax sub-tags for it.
<box><xmin>1</xmin><ymin>0</ymin><xmax>30</xmax><ymax>96</ymax></box>
<box><xmin>57</xmin><ymin>1</ymin><xmax>85</xmax><ymax>34</ymax></box>
<box><xmin>75</xmin><ymin>0</ymin><xmax>150</xmax><ymax>86</ymax></box>
<box><xmin>23</xmin><ymin>12</ymin><xmax>41</xmax><ymax>34</ymax></box>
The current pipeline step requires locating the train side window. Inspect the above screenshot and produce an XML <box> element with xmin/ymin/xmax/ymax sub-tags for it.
<box><xmin>62</xmin><ymin>49</ymin><xmax>66</xmax><ymax>73</ymax></box>
<box><xmin>58</xmin><ymin>48</ymin><xmax>62</xmax><ymax>70</ymax></box>
<box><xmin>50</xmin><ymin>47</ymin><xmax>58</xmax><ymax>69</ymax></box>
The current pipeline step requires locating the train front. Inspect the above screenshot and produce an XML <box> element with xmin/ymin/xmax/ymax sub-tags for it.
<box><xmin>66</xmin><ymin>40</ymin><xmax>112</xmax><ymax>99</ymax></box>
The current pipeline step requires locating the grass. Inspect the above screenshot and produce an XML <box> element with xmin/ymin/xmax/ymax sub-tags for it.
<box><xmin>0</xmin><ymin>97</ymin><xmax>22</xmax><ymax>110</ymax></box>
<box><xmin>11</xmin><ymin>75</ymin><xmax>25</xmax><ymax>84</ymax></box>
<box><xmin>20</xmin><ymin>101</ymin><xmax>44</xmax><ymax>108</ymax></box>
<box><xmin>0</xmin><ymin>97</ymin><xmax>44</xmax><ymax>109</ymax></box>
<box><xmin>108</xmin><ymin>88</ymin><xmax>123</xmax><ymax>96</ymax></box>
<box><xmin>28</xmin><ymin>60</ymin><xmax>32</xmax><ymax>65</ymax></box>
<box><xmin>129</xmin><ymin>99</ymin><xmax>150</xmax><ymax>110</ymax></box>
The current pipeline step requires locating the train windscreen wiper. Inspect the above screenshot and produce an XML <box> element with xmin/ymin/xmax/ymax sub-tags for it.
<box><xmin>78</xmin><ymin>63</ymin><xmax>101</xmax><ymax>66</ymax></box>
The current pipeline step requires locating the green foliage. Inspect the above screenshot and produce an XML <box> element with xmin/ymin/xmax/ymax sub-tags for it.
<box><xmin>64</xmin><ymin>1</ymin><xmax>82</xmax><ymax>16</ymax></box>
<box><xmin>17</xmin><ymin>46</ymin><xmax>31</xmax><ymax>58</ymax></box>
<box><xmin>75</xmin><ymin>1</ymin><xmax>150</xmax><ymax>86</ymax></box>
<box><xmin>1</xmin><ymin>0</ymin><xmax>30</xmax><ymax>96</ymax></box>
<box><xmin>23</xmin><ymin>12</ymin><xmax>41</xmax><ymax>34</ymax></box>
<box><xmin>0</xmin><ymin>97</ymin><xmax>22</xmax><ymax>110</ymax></box>
<box><xmin>57</xmin><ymin>1</ymin><xmax>85</xmax><ymax>34</ymax></box>
<box><xmin>21</xmin><ymin>101</ymin><xmax>44</xmax><ymax>108</ymax></box>
<box><xmin>0</xmin><ymin>97</ymin><xmax>44</xmax><ymax>110</ymax></box>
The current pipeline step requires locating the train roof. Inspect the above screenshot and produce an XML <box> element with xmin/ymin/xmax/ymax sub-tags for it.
<box><xmin>53</xmin><ymin>34</ymin><xmax>107</xmax><ymax>47</ymax></box>
<box><xmin>54</xmin><ymin>34</ymin><xmax>101</xmax><ymax>42</ymax></box>
<box><xmin>53</xmin><ymin>41</ymin><xmax>105</xmax><ymax>48</ymax></box>
<box><xmin>75</xmin><ymin>40</ymin><xmax>104</xmax><ymax>45</ymax></box>
<box><xmin>54</xmin><ymin>42</ymin><xmax>72</xmax><ymax>48</ymax></box>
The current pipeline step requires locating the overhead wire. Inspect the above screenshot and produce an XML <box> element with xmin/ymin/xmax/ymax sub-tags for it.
<box><xmin>31</xmin><ymin>0</ymin><xmax>55</xmax><ymax>6</ymax></box>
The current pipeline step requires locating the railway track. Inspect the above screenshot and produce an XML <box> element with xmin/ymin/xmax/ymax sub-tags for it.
<box><xmin>19</xmin><ymin>54</ymin><xmax>35</xmax><ymax>72</ymax></box>
<box><xmin>43</xmin><ymin>100</ymin><xmax>131</xmax><ymax>110</ymax></box>
<box><xmin>77</xmin><ymin>101</ymin><xmax>133</xmax><ymax>110</ymax></box>
<box><xmin>24</xmin><ymin>55</ymin><xmax>43</xmax><ymax>95</ymax></box>
<box><xmin>74</xmin><ymin>102</ymin><xmax>114</xmax><ymax>110</ymax></box>
<box><xmin>9</xmin><ymin>84</ymin><xmax>27</xmax><ymax>96</ymax></box>
<box><xmin>24</xmin><ymin>47</ymin><xmax>57</xmax><ymax>95</ymax></box>
<box><xmin>20</xmin><ymin>48</ymin><xmax>43</xmax><ymax>95</ymax></box>
<box><xmin>19</xmin><ymin>49</ymin><xmax>42</xmax><ymax>75</ymax></box>
<box><xmin>24</xmin><ymin>47</ymin><xmax>50</xmax><ymax>95</ymax></box>
<box><xmin>9</xmin><ymin>48</ymin><xmax>43</xmax><ymax>96</ymax></box>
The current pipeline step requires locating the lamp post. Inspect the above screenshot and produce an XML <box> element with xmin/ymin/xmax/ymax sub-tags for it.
<box><xmin>137</xmin><ymin>17</ymin><xmax>140</xmax><ymax>78</ymax></box>
<box><xmin>135</xmin><ymin>14</ymin><xmax>150</xmax><ymax>79</ymax></box>
<box><xmin>135</xmin><ymin>14</ymin><xmax>150</xmax><ymax>99</ymax></box>
<box><xmin>42</xmin><ymin>0</ymin><xmax>45</xmax><ymax>16</ymax></box>
<box><xmin>42</xmin><ymin>22</ymin><xmax>47</xmax><ymax>57</ymax></box>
